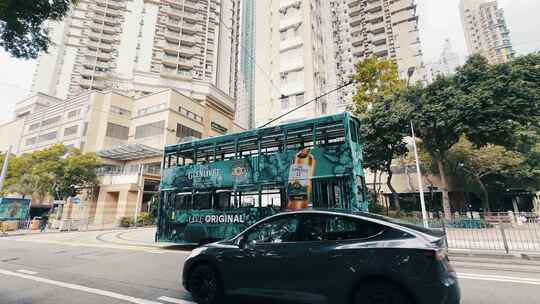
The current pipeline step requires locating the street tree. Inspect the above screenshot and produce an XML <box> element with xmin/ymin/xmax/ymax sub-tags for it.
<box><xmin>0</xmin><ymin>0</ymin><xmax>77</xmax><ymax>59</ymax></box>
<box><xmin>351</xmin><ymin>57</ymin><xmax>409</xmax><ymax>210</ymax></box>
<box><xmin>351</xmin><ymin>56</ymin><xmax>404</xmax><ymax>113</ymax></box>
<box><xmin>448</xmin><ymin>137</ymin><xmax>524</xmax><ymax>212</ymax></box>
<box><xmin>54</xmin><ymin>149</ymin><xmax>100</xmax><ymax>200</ymax></box>
<box><xmin>360</xmin><ymin>96</ymin><xmax>410</xmax><ymax>211</ymax></box>
<box><xmin>404</xmin><ymin>77</ymin><xmax>467</xmax><ymax>218</ymax></box>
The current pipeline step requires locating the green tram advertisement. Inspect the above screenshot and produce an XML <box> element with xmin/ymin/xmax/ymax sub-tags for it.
<box><xmin>157</xmin><ymin>113</ymin><xmax>368</xmax><ymax>244</ymax></box>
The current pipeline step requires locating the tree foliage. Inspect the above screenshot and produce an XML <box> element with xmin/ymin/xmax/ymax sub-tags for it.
<box><xmin>4</xmin><ymin>145</ymin><xmax>100</xmax><ymax>202</ymax></box>
<box><xmin>0</xmin><ymin>0</ymin><xmax>77</xmax><ymax>59</ymax></box>
<box><xmin>352</xmin><ymin>58</ymin><xmax>409</xmax><ymax>209</ymax></box>
<box><xmin>402</xmin><ymin>53</ymin><xmax>540</xmax><ymax>217</ymax></box>
<box><xmin>448</xmin><ymin>137</ymin><xmax>524</xmax><ymax>211</ymax></box>
<box><xmin>351</xmin><ymin>57</ymin><xmax>404</xmax><ymax>113</ymax></box>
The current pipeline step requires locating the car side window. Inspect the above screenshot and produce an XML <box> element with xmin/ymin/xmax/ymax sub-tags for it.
<box><xmin>323</xmin><ymin>216</ymin><xmax>386</xmax><ymax>241</ymax></box>
<box><xmin>297</xmin><ymin>214</ymin><xmax>325</xmax><ymax>241</ymax></box>
<box><xmin>245</xmin><ymin>215</ymin><xmax>300</xmax><ymax>244</ymax></box>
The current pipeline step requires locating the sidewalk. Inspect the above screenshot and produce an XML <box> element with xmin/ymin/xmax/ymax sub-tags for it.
<box><xmin>1</xmin><ymin>224</ymin><xmax>152</xmax><ymax>238</ymax></box>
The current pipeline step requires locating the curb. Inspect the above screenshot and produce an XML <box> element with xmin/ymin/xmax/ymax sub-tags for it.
<box><xmin>0</xmin><ymin>226</ymin><xmax>154</xmax><ymax>238</ymax></box>
<box><xmin>449</xmin><ymin>249</ymin><xmax>540</xmax><ymax>262</ymax></box>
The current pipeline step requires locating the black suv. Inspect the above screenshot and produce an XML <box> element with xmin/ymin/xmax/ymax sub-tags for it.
<box><xmin>182</xmin><ymin>210</ymin><xmax>460</xmax><ymax>304</ymax></box>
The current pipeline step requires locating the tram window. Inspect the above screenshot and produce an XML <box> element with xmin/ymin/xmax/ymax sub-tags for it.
<box><xmin>214</xmin><ymin>192</ymin><xmax>231</xmax><ymax>209</ymax></box>
<box><xmin>175</xmin><ymin>194</ymin><xmax>192</xmax><ymax>210</ymax></box>
<box><xmin>193</xmin><ymin>193</ymin><xmax>212</xmax><ymax>210</ymax></box>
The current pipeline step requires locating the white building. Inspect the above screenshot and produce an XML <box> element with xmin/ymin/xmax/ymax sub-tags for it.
<box><xmin>31</xmin><ymin>0</ymin><xmax>241</xmax><ymax>102</ymax></box>
<box><xmin>328</xmin><ymin>0</ymin><xmax>426</xmax><ymax>114</ymax></box>
<box><xmin>425</xmin><ymin>39</ymin><xmax>460</xmax><ymax>83</ymax></box>
<box><xmin>459</xmin><ymin>0</ymin><xmax>514</xmax><ymax>64</ymax></box>
<box><xmin>249</xmin><ymin>0</ymin><xmax>426</xmax><ymax>126</ymax></box>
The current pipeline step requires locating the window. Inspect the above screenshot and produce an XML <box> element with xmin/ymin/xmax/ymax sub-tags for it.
<box><xmin>211</xmin><ymin>122</ymin><xmax>228</xmax><ymax>134</ymax></box>
<box><xmin>106</xmin><ymin>122</ymin><xmax>129</xmax><ymax>140</ymax></box>
<box><xmin>138</xmin><ymin>103</ymin><xmax>167</xmax><ymax>116</ymax></box>
<box><xmin>281</xmin><ymin>96</ymin><xmax>290</xmax><ymax>109</ymax></box>
<box><xmin>110</xmin><ymin>105</ymin><xmax>132</xmax><ymax>117</ymax></box>
<box><xmin>67</xmin><ymin>109</ymin><xmax>81</xmax><ymax>119</ymax></box>
<box><xmin>38</xmin><ymin>131</ymin><xmax>57</xmax><ymax>143</ymax></box>
<box><xmin>64</xmin><ymin>125</ymin><xmax>79</xmax><ymax>137</ymax></box>
<box><xmin>322</xmin><ymin>216</ymin><xmax>386</xmax><ymax>241</ymax></box>
<box><xmin>25</xmin><ymin>137</ymin><xmax>37</xmax><ymax>146</ymax></box>
<box><xmin>245</xmin><ymin>215</ymin><xmax>300</xmax><ymax>244</ymax></box>
<box><xmin>42</xmin><ymin>116</ymin><xmax>61</xmax><ymax>127</ymax></box>
<box><xmin>179</xmin><ymin>106</ymin><xmax>203</xmax><ymax>122</ymax></box>
<box><xmin>176</xmin><ymin>123</ymin><xmax>202</xmax><ymax>139</ymax></box>
<box><xmin>135</xmin><ymin>121</ymin><xmax>164</xmax><ymax>139</ymax></box>
<box><xmin>29</xmin><ymin>123</ymin><xmax>40</xmax><ymax>131</ymax></box>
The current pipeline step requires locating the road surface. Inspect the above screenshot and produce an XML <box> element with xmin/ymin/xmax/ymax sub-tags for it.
<box><xmin>1</xmin><ymin>228</ymin><xmax>540</xmax><ymax>304</ymax></box>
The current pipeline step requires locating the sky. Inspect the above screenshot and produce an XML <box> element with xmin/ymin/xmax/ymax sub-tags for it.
<box><xmin>1</xmin><ymin>0</ymin><xmax>540</xmax><ymax>124</ymax></box>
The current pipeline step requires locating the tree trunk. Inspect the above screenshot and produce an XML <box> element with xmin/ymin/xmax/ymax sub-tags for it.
<box><xmin>474</xmin><ymin>175</ymin><xmax>491</xmax><ymax>212</ymax></box>
<box><xmin>436</xmin><ymin>158</ymin><xmax>451</xmax><ymax>219</ymax></box>
<box><xmin>386</xmin><ymin>170</ymin><xmax>400</xmax><ymax>212</ymax></box>
<box><xmin>372</xmin><ymin>169</ymin><xmax>378</xmax><ymax>200</ymax></box>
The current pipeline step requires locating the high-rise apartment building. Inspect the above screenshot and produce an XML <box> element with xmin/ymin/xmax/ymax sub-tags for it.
<box><xmin>31</xmin><ymin>0</ymin><xmax>240</xmax><ymax>101</ymax></box>
<box><xmin>328</xmin><ymin>0</ymin><xmax>425</xmax><ymax>113</ymax></box>
<box><xmin>251</xmin><ymin>0</ymin><xmax>329</xmax><ymax>127</ymax></box>
<box><xmin>250</xmin><ymin>0</ymin><xmax>425</xmax><ymax>125</ymax></box>
<box><xmin>425</xmin><ymin>39</ymin><xmax>460</xmax><ymax>83</ymax></box>
<box><xmin>459</xmin><ymin>0</ymin><xmax>514</xmax><ymax>64</ymax></box>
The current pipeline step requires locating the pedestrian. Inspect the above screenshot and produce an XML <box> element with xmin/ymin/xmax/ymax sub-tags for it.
<box><xmin>39</xmin><ymin>214</ymin><xmax>49</xmax><ymax>232</ymax></box>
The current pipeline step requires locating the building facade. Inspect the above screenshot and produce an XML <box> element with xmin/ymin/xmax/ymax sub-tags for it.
<box><xmin>327</xmin><ymin>0</ymin><xmax>426</xmax><ymax>114</ymax></box>
<box><xmin>425</xmin><ymin>39</ymin><xmax>460</xmax><ymax>83</ymax></box>
<box><xmin>1</xmin><ymin>86</ymin><xmax>240</xmax><ymax>155</ymax></box>
<box><xmin>459</xmin><ymin>0</ymin><xmax>514</xmax><ymax>64</ymax></box>
<box><xmin>31</xmin><ymin>0</ymin><xmax>241</xmax><ymax>102</ymax></box>
<box><xmin>0</xmin><ymin>88</ymin><xmax>243</xmax><ymax>227</ymax></box>
<box><xmin>250</xmin><ymin>0</ymin><xmax>426</xmax><ymax>125</ymax></box>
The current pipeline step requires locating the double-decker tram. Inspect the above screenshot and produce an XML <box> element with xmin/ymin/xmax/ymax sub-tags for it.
<box><xmin>156</xmin><ymin>113</ymin><xmax>368</xmax><ymax>244</ymax></box>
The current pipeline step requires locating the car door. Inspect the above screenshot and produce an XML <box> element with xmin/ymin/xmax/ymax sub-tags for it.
<box><xmin>299</xmin><ymin>214</ymin><xmax>387</xmax><ymax>303</ymax></box>
<box><xmin>220</xmin><ymin>214</ymin><xmax>308</xmax><ymax>300</ymax></box>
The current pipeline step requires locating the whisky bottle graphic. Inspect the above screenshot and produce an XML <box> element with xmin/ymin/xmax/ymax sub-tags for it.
<box><xmin>287</xmin><ymin>148</ymin><xmax>316</xmax><ymax>210</ymax></box>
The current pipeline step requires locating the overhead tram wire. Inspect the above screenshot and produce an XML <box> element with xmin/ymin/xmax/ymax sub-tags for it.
<box><xmin>260</xmin><ymin>80</ymin><xmax>356</xmax><ymax>128</ymax></box>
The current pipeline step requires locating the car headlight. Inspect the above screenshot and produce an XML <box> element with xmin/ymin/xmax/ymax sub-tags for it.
<box><xmin>187</xmin><ymin>247</ymin><xmax>205</xmax><ymax>259</ymax></box>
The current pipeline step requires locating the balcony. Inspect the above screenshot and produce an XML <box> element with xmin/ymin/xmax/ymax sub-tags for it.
<box><xmin>351</xmin><ymin>34</ymin><xmax>364</xmax><ymax>47</ymax></box>
<box><xmin>165</xmin><ymin>7</ymin><xmax>198</xmax><ymax>22</ymax></box>
<box><xmin>350</xmin><ymin>14</ymin><xmax>363</xmax><ymax>27</ymax></box>
<box><xmin>369</xmin><ymin>32</ymin><xmax>387</xmax><ymax>45</ymax></box>
<box><xmin>164</xmin><ymin>30</ymin><xmax>181</xmax><ymax>43</ymax></box>
<box><xmin>107</xmin><ymin>0</ymin><xmax>127</xmax><ymax>10</ymax></box>
<box><xmin>366</xmin><ymin>0</ymin><xmax>383</xmax><ymax>12</ymax></box>
<box><xmin>183</xmin><ymin>0</ymin><xmax>201</xmax><ymax>12</ymax></box>
<box><xmin>180</xmin><ymin>34</ymin><xmax>197</xmax><ymax>46</ymax></box>
<box><xmin>162</xmin><ymin>42</ymin><xmax>196</xmax><ymax>56</ymax></box>
<box><xmin>366</xmin><ymin>10</ymin><xmax>384</xmax><ymax>23</ymax></box>
<box><xmin>161</xmin><ymin>67</ymin><xmax>193</xmax><ymax>79</ymax></box>
<box><xmin>162</xmin><ymin>54</ymin><xmax>194</xmax><ymax>68</ymax></box>
<box><xmin>372</xmin><ymin>43</ymin><xmax>388</xmax><ymax>57</ymax></box>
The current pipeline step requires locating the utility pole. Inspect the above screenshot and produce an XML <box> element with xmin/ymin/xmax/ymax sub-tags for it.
<box><xmin>0</xmin><ymin>145</ymin><xmax>12</xmax><ymax>193</ymax></box>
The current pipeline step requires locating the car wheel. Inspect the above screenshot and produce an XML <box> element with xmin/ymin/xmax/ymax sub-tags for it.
<box><xmin>353</xmin><ymin>279</ymin><xmax>412</xmax><ymax>304</ymax></box>
<box><xmin>188</xmin><ymin>264</ymin><xmax>224</xmax><ymax>304</ymax></box>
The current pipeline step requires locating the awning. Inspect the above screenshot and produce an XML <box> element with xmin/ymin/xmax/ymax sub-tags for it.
<box><xmin>97</xmin><ymin>144</ymin><xmax>163</xmax><ymax>161</ymax></box>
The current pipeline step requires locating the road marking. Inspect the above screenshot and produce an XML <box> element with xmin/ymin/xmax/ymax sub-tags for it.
<box><xmin>157</xmin><ymin>296</ymin><xmax>195</xmax><ymax>304</ymax></box>
<box><xmin>17</xmin><ymin>269</ymin><xmax>38</xmax><ymax>275</ymax></box>
<box><xmin>0</xmin><ymin>269</ymin><xmax>163</xmax><ymax>304</ymax></box>
<box><xmin>146</xmin><ymin>250</ymin><xmax>165</xmax><ymax>254</ymax></box>
<box><xmin>458</xmin><ymin>272</ymin><xmax>540</xmax><ymax>286</ymax></box>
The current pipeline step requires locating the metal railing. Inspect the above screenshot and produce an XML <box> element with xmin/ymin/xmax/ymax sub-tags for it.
<box><xmin>398</xmin><ymin>211</ymin><xmax>540</xmax><ymax>253</ymax></box>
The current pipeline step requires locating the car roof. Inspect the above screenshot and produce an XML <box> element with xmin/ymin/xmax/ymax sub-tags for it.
<box><xmin>265</xmin><ymin>209</ymin><xmax>441</xmax><ymax>242</ymax></box>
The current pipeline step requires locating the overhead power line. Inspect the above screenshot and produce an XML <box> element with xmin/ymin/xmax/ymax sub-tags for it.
<box><xmin>261</xmin><ymin>80</ymin><xmax>356</xmax><ymax>128</ymax></box>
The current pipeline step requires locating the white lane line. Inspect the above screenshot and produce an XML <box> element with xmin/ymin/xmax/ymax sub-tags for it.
<box><xmin>458</xmin><ymin>273</ymin><xmax>540</xmax><ymax>286</ymax></box>
<box><xmin>146</xmin><ymin>250</ymin><xmax>165</xmax><ymax>254</ymax></box>
<box><xmin>17</xmin><ymin>269</ymin><xmax>38</xmax><ymax>275</ymax></box>
<box><xmin>0</xmin><ymin>269</ymin><xmax>163</xmax><ymax>304</ymax></box>
<box><xmin>157</xmin><ymin>296</ymin><xmax>195</xmax><ymax>304</ymax></box>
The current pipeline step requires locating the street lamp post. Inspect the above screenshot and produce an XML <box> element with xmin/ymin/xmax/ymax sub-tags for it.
<box><xmin>407</xmin><ymin>68</ymin><xmax>428</xmax><ymax>228</ymax></box>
